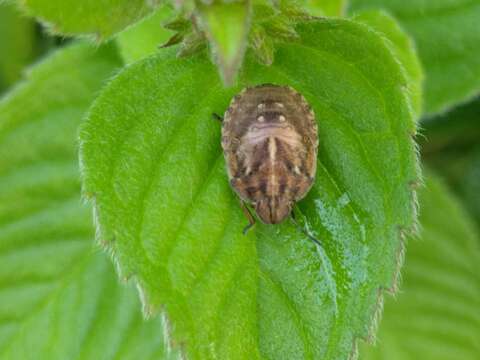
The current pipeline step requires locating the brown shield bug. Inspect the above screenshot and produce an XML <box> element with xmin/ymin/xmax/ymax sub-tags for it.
<box><xmin>218</xmin><ymin>84</ymin><xmax>319</xmax><ymax>235</ymax></box>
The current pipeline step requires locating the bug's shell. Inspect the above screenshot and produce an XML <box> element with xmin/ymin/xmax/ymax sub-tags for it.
<box><xmin>221</xmin><ymin>84</ymin><xmax>318</xmax><ymax>224</ymax></box>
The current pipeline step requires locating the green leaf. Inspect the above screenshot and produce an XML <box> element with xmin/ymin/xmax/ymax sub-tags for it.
<box><xmin>80</xmin><ymin>19</ymin><xmax>420</xmax><ymax>359</ymax></box>
<box><xmin>250</xmin><ymin>25</ymin><xmax>274</xmax><ymax>65</ymax></box>
<box><xmin>349</xmin><ymin>0</ymin><xmax>480</xmax><ymax>116</ymax></box>
<box><xmin>248</xmin><ymin>1</ymin><xmax>297</xmax><ymax>66</ymax></box>
<box><xmin>197</xmin><ymin>0</ymin><xmax>251</xmax><ymax>85</ymax></box>
<box><xmin>0</xmin><ymin>42</ymin><xmax>173</xmax><ymax>359</ymax></box>
<box><xmin>353</xmin><ymin>10</ymin><xmax>423</xmax><ymax>120</ymax></box>
<box><xmin>11</xmin><ymin>0</ymin><xmax>161</xmax><ymax>40</ymax></box>
<box><xmin>0</xmin><ymin>1</ymin><xmax>37</xmax><ymax>91</ymax></box>
<box><xmin>360</xmin><ymin>174</ymin><xmax>480</xmax><ymax>359</ymax></box>
<box><xmin>117</xmin><ymin>4</ymin><xmax>175</xmax><ymax>64</ymax></box>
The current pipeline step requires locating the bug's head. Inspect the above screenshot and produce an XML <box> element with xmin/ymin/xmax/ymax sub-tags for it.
<box><xmin>256</xmin><ymin>112</ymin><xmax>287</xmax><ymax>124</ymax></box>
<box><xmin>254</xmin><ymin>101</ymin><xmax>291</xmax><ymax>126</ymax></box>
<box><xmin>255</xmin><ymin>198</ymin><xmax>292</xmax><ymax>224</ymax></box>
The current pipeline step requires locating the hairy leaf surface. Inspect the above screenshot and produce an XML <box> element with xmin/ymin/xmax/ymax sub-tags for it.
<box><xmin>0</xmin><ymin>42</ymin><xmax>170</xmax><ymax>359</ymax></box>
<box><xmin>353</xmin><ymin>10</ymin><xmax>423</xmax><ymax>119</ymax></box>
<box><xmin>349</xmin><ymin>0</ymin><xmax>480</xmax><ymax>116</ymax></box>
<box><xmin>360</xmin><ymin>175</ymin><xmax>480</xmax><ymax>359</ymax></box>
<box><xmin>81</xmin><ymin>19</ymin><xmax>420</xmax><ymax>360</ymax></box>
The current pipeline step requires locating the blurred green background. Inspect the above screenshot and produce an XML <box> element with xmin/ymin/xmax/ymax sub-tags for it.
<box><xmin>0</xmin><ymin>2</ymin><xmax>61</xmax><ymax>93</ymax></box>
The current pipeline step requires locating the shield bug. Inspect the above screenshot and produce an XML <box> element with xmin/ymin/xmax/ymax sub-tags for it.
<box><xmin>220</xmin><ymin>84</ymin><xmax>318</xmax><ymax>232</ymax></box>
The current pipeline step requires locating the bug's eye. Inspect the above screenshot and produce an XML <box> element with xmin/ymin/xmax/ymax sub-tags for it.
<box><xmin>257</xmin><ymin>115</ymin><xmax>265</xmax><ymax>122</ymax></box>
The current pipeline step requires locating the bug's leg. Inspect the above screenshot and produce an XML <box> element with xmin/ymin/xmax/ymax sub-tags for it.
<box><xmin>212</xmin><ymin>113</ymin><xmax>223</xmax><ymax>122</ymax></box>
<box><xmin>291</xmin><ymin>209</ymin><xmax>297</xmax><ymax>221</ymax></box>
<box><xmin>290</xmin><ymin>206</ymin><xmax>322</xmax><ymax>247</ymax></box>
<box><xmin>239</xmin><ymin>201</ymin><xmax>256</xmax><ymax>235</ymax></box>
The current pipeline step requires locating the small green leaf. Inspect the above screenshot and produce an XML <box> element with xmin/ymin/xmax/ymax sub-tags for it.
<box><xmin>0</xmin><ymin>42</ymin><xmax>173</xmax><ymax>359</ymax></box>
<box><xmin>117</xmin><ymin>4</ymin><xmax>175</xmax><ymax>64</ymax></box>
<box><xmin>349</xmin><ymin>0</ymin><xmax>480</xmax><ymax>116</ymax></box>
<box><xmin>360</xmin><ymin>174</ymin><xmax>480</xmax><ymax>359</ymax></box>
<box><xmin>0</xmin><ymin>1</ymin><xmax>37</xmax><ymax>91</ymax></box>
<box><xmin>163</xmin><ymin>15</ymin><xmax>191</xmax><ymax>32</ymax></box>
<box><xmin>197</xmin><ymin>0</ymin><xmax>251</xmax><ymax>85</ymax></box>
<box><xmin>81</xmin><ymin>18</ymin><xmax>420</xmax><ymax>359</ymax></box>
<box><xmin>250</xmin><ymin>25</ymin><xmax>274</xmax><ymax>65</ymax></box>
<box><xmin>11</xmin><ymin>0</ymin><xmax>161</xmax><ymax>40</ymax></box>
<box><xmin>247</xmin><ymin>0</ymin><xmax>305</xmax><ymax>66</ymax></box>
<box><xmin>354</xmin><ymin>10</ymin><xmax>423</xmax><ymax>120</ymax></box>
<box><xmin>176</xmin><ymin>30</ymin><xmax>206</xmax><ymax>58</ymax></box>
<box><xmin>263</xmin><ymin>15</ymin><xmax>299</xmax><ymax>40</ymax></box>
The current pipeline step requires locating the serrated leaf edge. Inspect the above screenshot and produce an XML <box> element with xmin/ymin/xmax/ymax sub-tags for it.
<box><xmin>344</xmin><ymin>17</ymin><xmax>423</xmax><ymax>360</ymax></box>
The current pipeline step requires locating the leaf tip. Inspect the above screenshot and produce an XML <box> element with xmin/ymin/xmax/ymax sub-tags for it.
<box><xmin>197</xmin><ymin>1</ymin><xmax>251</xmax><ymax>86</ymax></box>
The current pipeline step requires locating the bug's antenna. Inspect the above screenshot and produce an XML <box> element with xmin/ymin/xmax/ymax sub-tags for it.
<box><xmin>290</xmin><ymin>211</ymin><xmax>322</xmax><ymax>247</ymax></box>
